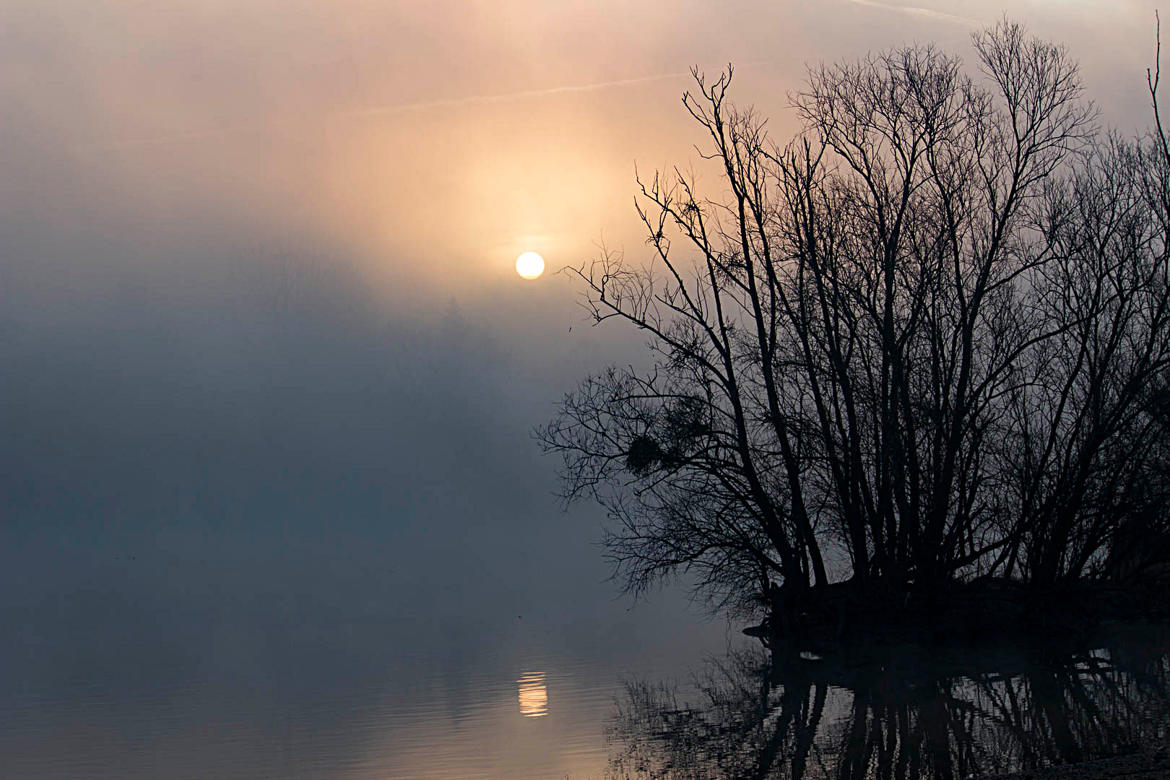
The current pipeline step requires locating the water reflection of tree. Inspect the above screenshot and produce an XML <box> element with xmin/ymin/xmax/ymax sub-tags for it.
<box><xmin>607</xmin><ymin>630</ymin><xmax>1170</xmax><ymax>779</ymax></box>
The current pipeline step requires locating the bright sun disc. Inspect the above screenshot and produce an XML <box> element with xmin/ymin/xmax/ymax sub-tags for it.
<box><xmin>515</xmin><ymin>251</ymin><xmax>545</xmax><ymax>280</ymax></box>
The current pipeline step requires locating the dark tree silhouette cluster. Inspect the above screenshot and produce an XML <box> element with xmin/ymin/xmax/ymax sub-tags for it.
<box><xmin>539</xmin><ymin>21</ymin><xmax>1170</xmax><ymax>626</ymax></box>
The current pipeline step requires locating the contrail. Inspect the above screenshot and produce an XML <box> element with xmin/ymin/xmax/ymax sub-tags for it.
<box><xmin>348</xmin><ymin>70</ymin><xmax>690</xmax><ymax>117</ymax></box>
<box><xmin>86</xmin><ymin>71</ymin><xmax>691</xmax><ymax>151</ymax></box>
<box><xmin>845</xmin><ymin>0</ymin><xmax>980</xmax><ymax>27</ymax></box>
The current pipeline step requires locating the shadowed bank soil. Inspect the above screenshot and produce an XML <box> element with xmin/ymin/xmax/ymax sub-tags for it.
<box><xmin>756</xmin><ymin>579</ymin><xmax>1170</xmax><ymax>656</ymax></box>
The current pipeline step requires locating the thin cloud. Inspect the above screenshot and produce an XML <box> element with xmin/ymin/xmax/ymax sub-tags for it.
<box><xmin>84</xmin><ymin>71</ymin><xmax>691</xmax><ymax>152</ymax></box>
<box><xmin>348</xmin><ymin>71</ymin><xmax>689</xmax><ymax>117</ymax></box>
<box><xmin>845</xmin><ymin>0</ymin><xmax>980</xmax><ymax>27</ymax></box>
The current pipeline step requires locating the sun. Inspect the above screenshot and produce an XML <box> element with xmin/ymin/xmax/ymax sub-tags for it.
<box><xmin>515</xmin><ymin>251</ymin><xmax>545</xmax><ymax>280</ymax></box>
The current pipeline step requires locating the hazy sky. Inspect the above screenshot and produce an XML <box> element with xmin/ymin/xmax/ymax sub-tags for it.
<box><xmin>0</xmin><ymin>0</ymin><xmax>1163</xmax><ymax>622</ymax></box>
<box><xmin>3</xmin><ymin>2</ymin><xmax>1167</xmax><ymax>776</ymax></box>
<box><xmin>4</xmin><ymin>1</ymin><xmax>1158</xmax><ymax>302</ymax></box>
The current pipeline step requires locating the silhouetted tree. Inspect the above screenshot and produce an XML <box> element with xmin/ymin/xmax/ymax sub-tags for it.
<box><xmin>539</xmin><ymin>21</ymin><xmax>1170</xmax><ymax>617</ymax></box>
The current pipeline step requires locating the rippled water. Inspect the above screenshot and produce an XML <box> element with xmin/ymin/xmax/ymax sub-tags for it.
<box><xmin>3</xmin><ymin>514</ymin><xmax>1167</xmax><ymax>779</ymax></box>
<box><xmin>3</xmin><ymin>542</ymin><xmax>1169</xmax><ymax>779</ymax></box>
<box><xmin>0</xmin><ymin>534</ymin><xmax>734</xmax><ymax>779</ymax></box>
<box><xmin>0</xmin><ymin>624</ymin><xmax>715</xmax><ymax>778</ymax></box>
<box><xmin>609</xmin><ymin>626</ymin><xmax>1170</xmax><ymax>779</ymax></box>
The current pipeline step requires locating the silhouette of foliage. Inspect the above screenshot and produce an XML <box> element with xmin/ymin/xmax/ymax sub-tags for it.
<box><xmin>539</xmin><ymin>21</ymin><xmax>1170</xmax><ymax>617</ymax></box>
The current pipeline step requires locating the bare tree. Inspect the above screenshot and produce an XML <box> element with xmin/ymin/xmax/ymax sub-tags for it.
<box><xmin>539</xmin><ymin>21</ymin><xmax>1170</xmax><ymax>621</ymax></box>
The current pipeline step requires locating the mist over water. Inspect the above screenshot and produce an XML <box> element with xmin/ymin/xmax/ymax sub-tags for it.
<box><xmin>3</xmin><ymin>1</ymin><xmax>1168</xmax><ymax>777</ymax></box>
<box><xmin>0</xmin><ymin>235</ymin><xmax>734</xmax><ymax>777</ymax></box>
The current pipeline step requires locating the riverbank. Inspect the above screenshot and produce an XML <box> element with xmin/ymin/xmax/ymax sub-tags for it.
<box><xmin>757</xmin><ymin>578</ymin><xmax>1170</xmax><ymax>654</ymax></box>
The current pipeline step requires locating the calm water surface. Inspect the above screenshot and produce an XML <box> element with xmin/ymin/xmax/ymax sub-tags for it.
<box><xmin>2</xmin><ymin>526</ymin><xmax>1168</xmax><ymax>778</ymax></box>
<box><xmin>610</xmin><ymin>627</ymin><xmax>1170</xmax><ymax>778</ymax></box>
<box><xmin>0</xmin><ymin>525</ymin><xmax>735</xmax><ymax>779</ymax></box>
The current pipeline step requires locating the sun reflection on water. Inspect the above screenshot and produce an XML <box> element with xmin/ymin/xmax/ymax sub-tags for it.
<box><xmin>517</xmin><ymin>672</ymin><xmax>548</xmax><ymax>718</ymax></box>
